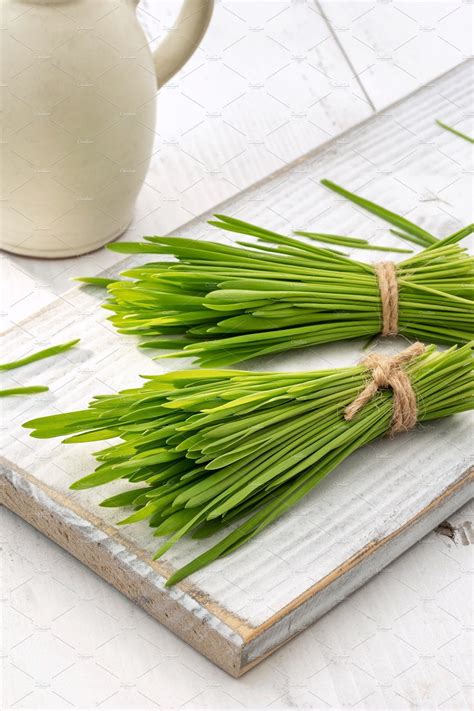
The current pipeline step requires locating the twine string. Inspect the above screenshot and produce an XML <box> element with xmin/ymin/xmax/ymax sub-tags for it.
<box><xmin>344</xmin><ymin>342</ymin><xmax>426</xmax><ymax>435</ymax></box>
<box><xmin>376</xmin><ymin>261</ymin><xmax>398</xmax><ymax>336</ymax></box>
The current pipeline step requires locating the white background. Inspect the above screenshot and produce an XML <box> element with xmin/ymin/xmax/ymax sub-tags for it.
<box><xmin>1</xmin><ymin>1</ymin><xmax>473</xmax><ymax>709</ymax></box>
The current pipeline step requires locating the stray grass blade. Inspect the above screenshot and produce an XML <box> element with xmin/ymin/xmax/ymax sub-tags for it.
<box><xmin>321</xmin><ymin>179</ymin><xmax>437</xmax><ymax>246</ymax></box>
<box><xmin>0</xmin><ymin>339</ymin><xmax>80</xmax><ymax>371</ymax></box>
<box><xmin>436</xmin><ymin>119</ymin><xmax>474</xmax><ymax>144</ymax></box>
<box><xmin>1</xmin><ymin>386</ymin><xmax>49</xmax><ymax>397</ymax></box>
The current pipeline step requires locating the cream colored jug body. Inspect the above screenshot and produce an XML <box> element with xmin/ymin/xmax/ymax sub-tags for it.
<box><xmin>0</xmin><ymin>0</ymin><xmax>213</xmax><ymax>257</ymax></box>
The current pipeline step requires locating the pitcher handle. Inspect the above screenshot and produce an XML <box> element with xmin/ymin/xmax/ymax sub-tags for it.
<box><xmin>148</xmin><ymin>0</ymin><xmax>214</xmax><ymax>88</ymax></box>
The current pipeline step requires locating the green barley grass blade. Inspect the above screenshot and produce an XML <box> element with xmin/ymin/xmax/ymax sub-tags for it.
<box><xmin>107</xmin><ymin>242</ymin><xmax>166</xmax><ymax>254</ymax></box>
<box><xmin>0</xmin><ymin>339</ymin><xmax>80</xmax><ymax>371</ymax></box>
<box><xmin>74</xmin><ymin>277</ymin><xmax>118</xmax><ymax>287</ymax></box>
<box><xmin>429</xmin><ymin>224</ymin><xmax>474</xmax><ymax>248</ymax></box>
<box><xmin>0</xmin><ymin>386</ymin><xmax>49</xmax><ymax>397</ymax></box>
<box><xmin>100</xmin><ymin>487</ymin><xmax>151</xmax><ymax>508</ymax></box>
<box><xmin>294</xmin><ymin>231</ymin><xmax>412</xmax><ymax>253</ymax></box>
<box><xmin>63</xmin><ymin>428</ymin><xmax>122</xmax><ymax>443</ymax></box>
<box><xmin>436</xmin><ymin>120</ymin><xmax>474</xmax><ymax>144</ymax></box>
<box><xmin>389</xmin><ymin>229</ymin><xmax>429</xmax><ymax>248</ymax></box>
<box><xmin>321</xmin><ymin>179</ymin><xmax>437</xmax><ymax>246</ymax></box>
<box><xmin>23</xmin><ymin>343</ymin><xmax>474</xmax><ymax>585</ymax></box>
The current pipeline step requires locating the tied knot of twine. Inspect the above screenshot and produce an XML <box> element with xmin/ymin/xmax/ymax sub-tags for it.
<box><xmin>344</xmin><ymin>342</ymin><xmax>426</xmax><ymax>435</ymax></box>
<box><xmin>376</xmin><ymin>261</ymin><xmax>399</xmax><ymax>336</ymax></box>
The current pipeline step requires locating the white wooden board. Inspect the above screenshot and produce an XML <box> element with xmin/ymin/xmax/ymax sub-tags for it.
<box><xmin>1</xmin><ymin>62</ymin><xmax>473</xmax><ymax>677</ymax></box>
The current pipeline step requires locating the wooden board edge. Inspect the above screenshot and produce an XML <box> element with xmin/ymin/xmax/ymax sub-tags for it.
<box><xmin>0</xmin><ymin>461</ymin><xmax>247</xmax><ymax>678</ymax></box>
<box><xmin>1</xmin><ymin>460</ymin><xmax>472</xmax><ymax>677</ymax></box>
<box><xmin>239</xmin><ymin>465</ymin><xmax>474</xmax><ymax>671</ymax></box>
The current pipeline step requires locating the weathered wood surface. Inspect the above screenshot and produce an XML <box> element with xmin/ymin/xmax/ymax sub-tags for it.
<box><xmin>1</xmin><ymin>63</ymin><xmax>473</xmax><ymax>677</ymax></box>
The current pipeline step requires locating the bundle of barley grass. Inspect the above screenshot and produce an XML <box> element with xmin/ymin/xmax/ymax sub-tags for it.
<box><xmin>101</xmin><ymin>202</ymin><xmax>473</xmax><ymax>366</ymax></box>
<box><xmin>24</xmin><ymin>342</ymin><xmax>473</xmax><ymax>585</ymax></box>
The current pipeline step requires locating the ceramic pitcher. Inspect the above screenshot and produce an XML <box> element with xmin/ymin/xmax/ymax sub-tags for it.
<box><xmin>0</xmin><ymin>0</ymin><xmax>214</xmax><ymax>257</ymax></box>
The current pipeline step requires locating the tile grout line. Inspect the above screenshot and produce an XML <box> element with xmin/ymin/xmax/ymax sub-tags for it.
<box><xmin>314</xmin><ymin>0</ymin><xmax>377</xmax><ymax>113</ymax></box>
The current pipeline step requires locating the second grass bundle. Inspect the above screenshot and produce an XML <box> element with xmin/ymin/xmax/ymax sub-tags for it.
<box><xmin>104</xmin><ymin>218</ymin><xmax>473</xmax><ymax>366</ymax></box>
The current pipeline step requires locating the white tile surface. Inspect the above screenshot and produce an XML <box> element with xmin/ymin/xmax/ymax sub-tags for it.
<box><xmin>319</xmin><ymin>0</ymin><xmax>474</xmax><ymax>109</ymax></box>
<box><xmin>2</xmin><ymin>504</ymin><xmax>473</xmax><ymax>709</ymax></box>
